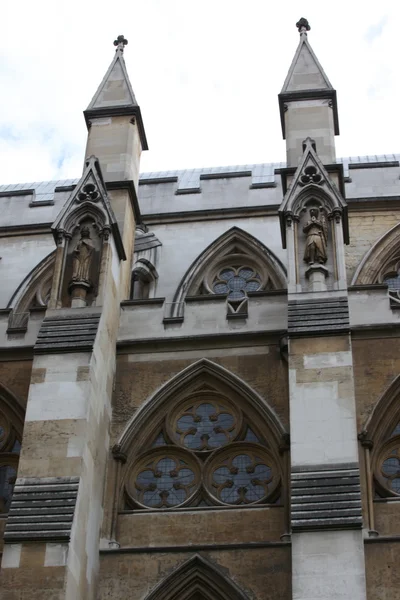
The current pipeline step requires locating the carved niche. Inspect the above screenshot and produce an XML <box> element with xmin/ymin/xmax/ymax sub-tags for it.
<box><xmin>51</xmin><ymin>156</ymin><xmax>125</xmax><ymax>309</ymax></box>
<box><xmin>298</xmin><ymin>200</ymin><xmax>332</xmax><ymax>291</ymax></box>
<box><xmin>60</xmin><ymin>220</ymin><xmax>102</xmax><ymax>308</ymax></box>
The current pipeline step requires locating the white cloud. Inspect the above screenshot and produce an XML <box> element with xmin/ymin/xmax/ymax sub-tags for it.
<box><xmin>1</xmin><ymin>0</ymin><xmax>400</xmax><ymax>184</ymax></box>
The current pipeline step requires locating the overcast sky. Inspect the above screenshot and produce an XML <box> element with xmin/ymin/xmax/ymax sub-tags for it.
<box><xmin>1</xmin><ymin>0</ymin><xmax>399</xmax><ymax>184</ymax></box>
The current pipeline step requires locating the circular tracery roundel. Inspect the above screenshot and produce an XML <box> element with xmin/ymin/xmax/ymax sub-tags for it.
<box><xmin>169</xmin><ymin>396</ymin><xmax>241</xmax><ymax>452</ymax></box>
<box><xmin>127</xmin><ymin>447</ymin><xmax>201</xmax><ymax>509</ymax></box>
<box><xmin>205</xmin><ymin>443</ymin><xmax>278</xmax><ymax>505</ymax></box>
<box><xmin>212</xmin><ymin>266</ymin><xmax>262</xmax><ymax>300</ymax></box>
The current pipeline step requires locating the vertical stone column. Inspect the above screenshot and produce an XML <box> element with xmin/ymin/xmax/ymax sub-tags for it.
<box><xmin>287</xmin><ymin>305</ymin><xmax>367</xmax><ymax>599</ymax></box>
<box><xmin>0</xmin><ymin>234</ymin><xmax>122</xmax><ymax>599</ymax></box>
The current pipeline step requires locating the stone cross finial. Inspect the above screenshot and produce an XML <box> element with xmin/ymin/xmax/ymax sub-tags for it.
<box><xmin>296</xmin><ymin>18</ymin><xmax>310</xmax><ymax>35</ymax></box>
<box><xmin>113</xmin><ymin>35</ymin><xmax>128</xmax><ymax>52</ymax></box>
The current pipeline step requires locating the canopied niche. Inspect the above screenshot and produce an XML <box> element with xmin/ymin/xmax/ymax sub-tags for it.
<box><xmin>50</xmin><ymin>156</ymin><xmax>125</xmax><ymax>308</ymax></box>
<box><xmin>279</xmin><ymin>138</ymin><xmax>349</xmax><ymax>293</ymax></box>
<box><xmin>7</xmin><ymin>251</ymin><xmax>55</xmax><ymax>332</ymax></box>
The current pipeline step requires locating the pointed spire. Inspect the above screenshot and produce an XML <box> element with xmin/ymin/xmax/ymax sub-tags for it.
<box><xmin>278</xmin><ymin>19</ymin><xmax>339</xmax><ymax>139</ymax></box>
<box><xmin>84</xmin><ymin>35</ymin><xmax>148</xmax><ymax>150</ymax></box>
<box><xmin>281</xmin><ymin>18</ymin><xmax>333</xmax><ymax>94</ymax></box>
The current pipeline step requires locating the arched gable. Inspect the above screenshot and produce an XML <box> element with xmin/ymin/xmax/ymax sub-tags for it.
<box><xmin>360</xmin><ymin>374</ymin><xmax>400</xmax><ymax>446</ymax></box>
<box><xmin>360</xmin><ymin>375</ymin><xmax>400</xmax><ymax>498</ymax></box>
<box><xmin>352</xmin><ymin>221</ymin><xmax>400</xmax><ymax>286</ymax></box>
<box><xmin>7</xmin><ymin>250</ymin><xmax>56</xmax><ymax>312</ymax></box>
<box><xmin>168</xmin><ymin>227</ymin><xmax>287</xmax><ymax>317</ymax></box>
<box><xmin>117</xmin><ymin>358</ymin><xmax>287</xmax><ymax>457</ymax></box>
<box><xmin>145</xmin><ymin>554</ymin><xmax>251</xmax><ymax>600</ymax></box>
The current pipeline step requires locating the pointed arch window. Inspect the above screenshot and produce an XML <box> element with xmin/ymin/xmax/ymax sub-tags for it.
<box><xmin>168</xmin><ymin>228</ymin><xmax>286</xmax><ymax>319</ymax></box>
<box><xmin>361</xmin><ymin>376</ymin><xmax>400</xmax><ymax>500</ymax></box>
<box><xmin>0</xmin><ymin>410</ymin><xmax>21</xmax><ymax>513</ymax></box>
<box><xmin>120</xmin><ymin>364</ymin><xmax>284</xmax><ymax>510</ymax></box>
<box><xmin>373</xmin><ymin>419</ymin><xmax>400</xmax><ymax>497</ymax></box>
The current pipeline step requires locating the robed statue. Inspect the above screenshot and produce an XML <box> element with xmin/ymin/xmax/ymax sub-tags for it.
<box><xmin>71</xmin><ymin>226</ymin><xmax>95</xmax><ymax>283</ymax></box>
<box><xmin>303</xmin><ymin>208</ymin><xmax>328</xmax><ymax>264</ymax></box>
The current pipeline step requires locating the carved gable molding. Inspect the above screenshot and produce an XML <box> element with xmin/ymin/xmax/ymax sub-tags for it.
<box><xmin>279</xmin><ymin>138</ymin><xmax>348</xmax><ymax>247</ymax></box>
<box><xmin>49</xmin><ymin>156</ymin><xmax>126</xmax><ymax>309</ymax></box>
<box><xmin>144</xmin><ymin>555</ymin><xmax>251</xmax><ymax>600</ymax></box>
<box><xmin>279</xmin><ymin>138</ymin><xmax>348</xmax><ymax>293</ymax></box>
<box><xmin>7</xmin><ymin>251</ymin><xmax>55</xmax><ymax>332</ymax></box>
<box><xmin>117</xmin><ymin>358</ymin><xmax>287</xmax><ymax>459</ymax></box>
<box><xmin>52</xmin><ymin>156</ymin><xmax>124</xmax><ymax>259</ymax></box>
<box><xmin>168</xmin><ymin>227</ymin><xmax>287</xmax><ymax>318</ymax></box>
<box><xmin>352</xmin><ymin>221</ymin><xmax>400</xmax><ymax>286</ymax></box>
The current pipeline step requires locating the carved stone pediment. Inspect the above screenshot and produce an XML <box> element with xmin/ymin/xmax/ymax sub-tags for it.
<box><xmin>279</xmin><ymin>138</ymin><xmax>348</xmax><ymax>249</ymax></box>
<box><xmin>51</xmin><ymin>155</ymin><xmax>125</xmax><ymax>261</ymax></box>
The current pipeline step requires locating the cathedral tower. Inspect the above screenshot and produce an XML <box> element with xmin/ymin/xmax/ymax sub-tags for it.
<box><xmin>279</xmin><ymin>19</ymin><xmax>367</xmax><ymax>600</ymax></box>
<box><xmin>0</xmin><ymin>36</ymin><xmax>145</xmax><ymax>600</ymax></box>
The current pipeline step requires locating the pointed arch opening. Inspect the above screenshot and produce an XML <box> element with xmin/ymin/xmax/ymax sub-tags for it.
<box><xmin>0</xmin><ymin>384</ymin><xmax>24</xmax><ymax>513</ymax></box>
<box><xmin>361</xmin><ymin>375</ymin><xmax>400</xmax><ymax>498</ymax></box>
<box><xmin>168</xmin><ymin>227</ymin><xmax>287</xmax><ymax>317</ymax></box>
<box><xmin>145</xmin><ymin>555</ymin><xmax>251</xmax><ymax>600</ymax></box>
<box><xmin>7</xmin><ymin>250</ymin><xmax>56</xmax><ymax>332</ymax></box>
<box><xmin>352</xmin><ymin>221</ymin><xmax>400</xmax><ymax>289</ymax></box>
<box><xmin>117</xmin><ymin>359</ymin><xmax>287</xmax><ymax>511</ymax></box>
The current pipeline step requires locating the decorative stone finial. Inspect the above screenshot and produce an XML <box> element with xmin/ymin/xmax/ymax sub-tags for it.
<box><xmin>296</xmin><ymin>18</ymin><xmax>310</xmax><ymax>35</ymax></box>
<box><xmin>113</xmin><ymin>35</ymin><xmax>128</xmax><ymax>52</ymax></box>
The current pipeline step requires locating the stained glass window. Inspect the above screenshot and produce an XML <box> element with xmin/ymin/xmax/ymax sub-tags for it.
<box><xmin>130</xmin><ymin>450</ymin><xmax>200</xmax><ymax>508</ymax></box>
<box><xmin>125</xmin><ymin>394</ymin><xmax>280</xmax><ymax>510</ymax></box>
<box><xmin>175</xmin><ymin>401</ymin><xmax>238</xmax><ymax>450</ymax></box>
<box><xmin>380</xmin><ymin>446</ymin><xmax>400</xmax><ymax>495</ymax></box>
<box><xmin>208</xmin><ymin>446</ymin><xmax>276</xmax><ymax>505</ymax></box>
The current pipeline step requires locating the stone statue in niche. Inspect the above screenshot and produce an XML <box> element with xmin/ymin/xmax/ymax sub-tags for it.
<box><xmin>303</xmin><ymin>208</ymin><xmax>328</xmax><ymax>265</ymax></box>
<box><xmin>71</xmin><ymin>226</ymin><xmax>95</xmax><ymax>284</ymax></box>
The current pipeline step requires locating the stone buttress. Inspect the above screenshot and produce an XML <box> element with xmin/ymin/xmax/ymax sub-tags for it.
<box><xmin>279</xmin><ymin>20</ymin><xmax>367</xmax><ymax>600</ymax></box>
<box><xmin>0</xmin><ymin>36</ymin><xmax>146</xmax><ymax>600</ymax></box>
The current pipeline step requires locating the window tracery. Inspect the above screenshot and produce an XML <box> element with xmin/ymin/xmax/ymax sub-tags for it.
<box><xmin>123</xmin><ymin>390</ymin><xmax>281</xmax><ymax>510</ymax></box>
<box><xmin>212</xmin><ymin>267</ymin><xmax>262</xmax><ymax>301</ymax></box>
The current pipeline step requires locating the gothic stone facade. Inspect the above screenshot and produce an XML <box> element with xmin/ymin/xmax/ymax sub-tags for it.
<box><xmin>0</xmin><ymin>24</ymin><xmax>400</xmax><ymax>600</ymax></box>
